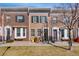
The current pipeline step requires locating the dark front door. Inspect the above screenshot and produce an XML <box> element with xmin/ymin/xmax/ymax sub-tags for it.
<box><xmin>6</xmin><ymin>28</ymin><xmax>10</xmax><ymax>40</ymax></box>
<box><xmin>44</xmin><ymin>29</ymin><xmax>48</xmax><ymax>41</ymax></box>
<box><xmin>53</xmin><ymin>29</ymin><xmax>57</xmax><ymax>41</ymax></box>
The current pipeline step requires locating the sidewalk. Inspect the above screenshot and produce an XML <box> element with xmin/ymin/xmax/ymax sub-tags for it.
<box><xmin>0</xmin><ymin>41</ymin><xmax>79</xmax><ymax>46</ymax></box>
<box><xmin>0</xmin><ymin>41</ymin><xmax>51</xmax><ymax>46</ymax></box>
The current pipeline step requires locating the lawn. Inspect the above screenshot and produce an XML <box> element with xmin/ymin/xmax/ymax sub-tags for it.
<box><xmin>0</xmin><ymin>46</ymin><xmax>79</xmax><ymax>56</ymax></box>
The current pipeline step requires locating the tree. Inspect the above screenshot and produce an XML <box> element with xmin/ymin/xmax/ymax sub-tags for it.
<box><xmin>56</xmin><ymin>3</ymin><xmax>79</xmax><ymax>50</ymax></box>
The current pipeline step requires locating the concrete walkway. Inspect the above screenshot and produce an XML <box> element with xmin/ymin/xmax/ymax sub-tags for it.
<box><xmin>0</xmin><ymin>41</ymin><xmax>51</xmax><ymax>46</ymax></box>
<box><xmin>0</xmin><ymin>41</ymin><xmax>79</xmax><ymax>46</ymax></box>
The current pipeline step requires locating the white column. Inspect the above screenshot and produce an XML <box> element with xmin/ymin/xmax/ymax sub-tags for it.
<box><xmin>57</xmin><ymin>29</ymin><xmax>59</xmax><ymax>41</ymax></box>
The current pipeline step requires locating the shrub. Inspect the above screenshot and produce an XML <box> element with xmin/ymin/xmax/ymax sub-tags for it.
<box><xmin>34</xmin><ymin>37</ymin><xmax>40</xmax><ymax>43</ymax></box>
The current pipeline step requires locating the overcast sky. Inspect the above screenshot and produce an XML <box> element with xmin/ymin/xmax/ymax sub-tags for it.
<box><xmin>0</xmin><ymin>3</ymin><xmax>64</xmax><ymax>8</ymax></box>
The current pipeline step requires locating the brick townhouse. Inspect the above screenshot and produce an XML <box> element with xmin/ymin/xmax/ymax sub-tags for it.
<box><xmin>0</xmin><ymin>8</ymin><xmax>29</xmax><ymax>41</ymax></box>
<box><xmin>0</xmin><ymin>7</ymin><xmax>79</xmax><ymax>42</ymax></box>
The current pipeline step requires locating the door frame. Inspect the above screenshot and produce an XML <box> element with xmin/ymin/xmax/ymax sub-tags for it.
<box><xmin>5</xmin><ymin>26</ymin><xmax>12</xmax><ymax>40</ymax></box>
<box><xmin>52</xmin><ymin>27</ymin><xmax>59</xmax><ymax>41</ymax></box>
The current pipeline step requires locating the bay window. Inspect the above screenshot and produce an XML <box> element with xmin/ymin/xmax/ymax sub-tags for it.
<box><xmin>15</xmin><ymin>28</ymin><xmax>26</xmax><ymax>39</ymax></box>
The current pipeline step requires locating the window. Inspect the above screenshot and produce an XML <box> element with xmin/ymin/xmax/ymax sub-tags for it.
<box><xmin>6</xmin><ymin>15</ymin><xmax>11</xmax><ymax>20</ymax></box>
<box><xmin>60</xmin><ymin>29</ymin><xmax>64</xmax><ymax>37</ymax></box>
<box><xmin>37</xmin><ymin>29</ymin><xmax>42</xmax><ymax>36</ymax></box>
<box><xmin>17</xmin><ymin>28</ymin><xmax>21</xmax><ymax>36</ymax></box>
<box><xmin>31</xmin><ymin>29</ymin><xmax>35</xmax><ymax>36</ymax></box>
<box><xmin>16</xmin><ymin>15</ymin><xmax>24</xmax><ymax>22</ymax></box>
<box><xmin>23</xmin><ymin>28</ymin><xmax>25</xmax><ymax>36</ymax></box>
<box><xmin>63</xmin><ymin>17</ymin><xmax>70</xmax><ymax>23</ymax></box>
<box><xmin>40</xmin><ymin>16</ymin><xmax>47</xmax><ymax>23</ymax></box>
<box><xmin>31</xmin><ymin>16</ymin><xmax>47</xmax><ymax>23</ymax></box>
<box><xmin>52</xmin><ymin>17</ymin><xmax>57</xmax><ymax>24</ymax></box>
<box><xmin>6</xmin><ymin>15</ymin><xmax>11</xmax><ymax>23</ymax></box>
<box><xmin>31</xmin><ymin>16</ymin><xmax>39</xmax><ymax>23</ymax></box>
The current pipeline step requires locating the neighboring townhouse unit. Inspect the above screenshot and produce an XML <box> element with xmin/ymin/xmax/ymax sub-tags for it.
<box><xmin>29</xmin><ymin>8</ymin><xmax>50</xmax><ymax>41</ymax></box>
<box><xmin>49</xmin><ymin>9</ymin><xmax>79</xmax><ymax>42</ymax></box>
<box><xmin>0</xmin><ymin>8</ymin><xmax>29</xmax><ymax>41</ymax></box>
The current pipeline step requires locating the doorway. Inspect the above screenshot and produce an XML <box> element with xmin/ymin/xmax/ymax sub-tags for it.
<box><xmin>53</xmin><ymin>29</ymin><xmax>58</xmax><ymax>41</ymax></box>
<box><xmin>6</xmin><ymin>28</ymin><xmax>10</xmax><ymax>40</ymax></box>
<box><xmin>44</xmin><ymin>29</ymin><xmax>48</xmax><ymax>41</ymax></box>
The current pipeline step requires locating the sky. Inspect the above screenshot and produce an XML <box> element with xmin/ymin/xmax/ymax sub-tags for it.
<box><xmin>0</xmin><ymin>3</ymin><xmax>63</xmax><ymax>8</ymax></box>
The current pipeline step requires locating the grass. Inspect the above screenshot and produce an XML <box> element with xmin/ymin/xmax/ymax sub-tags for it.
<box><xmin>0</xmin><ymin>46</ymin><xmax>79</xmax><ymax>56</ymax></box>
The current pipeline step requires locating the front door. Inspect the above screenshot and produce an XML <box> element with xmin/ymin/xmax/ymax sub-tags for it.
<box><xmin>6</xmin><ymin>28</ymin><xmax>10</xmax><ymax>40</ymax></box>
<box><xmin>44</xmin><ymin>29</ymin><xmax>48</xmax><ymax>41</ymax></box>
<box><xmin>53</xmin><ymin>29</ymin><xmax>58</xmax><ymax>41</ymax></box>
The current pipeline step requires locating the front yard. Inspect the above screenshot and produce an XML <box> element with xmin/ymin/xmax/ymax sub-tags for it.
<box><xmin>0</xmin><ymin>46</ymin><xmax>79</xmax><ymax>56</ymax></box>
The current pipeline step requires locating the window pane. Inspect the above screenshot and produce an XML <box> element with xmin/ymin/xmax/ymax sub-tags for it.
<box><xmin>23</xmin><ymin>28</ymin><xmax>25</xmax><ymax>36</ymax></box>
<box><xmin>36</xmin><ymin>16</ymin><xmax>39</xmax><ymax>23</ymax></box>
<box><xmin>31</xmin><ymin>29</ymin><xmax>35</xmax><ymax>36</ymax></box>
<box><xmin>37</xmin><ymin>29</ymin><xmax>42</xmax><ymax>36</ymax></box>
<box><xmin>17</xmin><ymin>28</ymin><xmax>21</xmax><ymax>36</ymax></box>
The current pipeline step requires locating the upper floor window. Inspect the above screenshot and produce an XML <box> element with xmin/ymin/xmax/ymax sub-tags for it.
<box><xmin>52</xmin><ymin>17</ymin><xmax>57</xmax><ymax>24</ymax></box>
<box><xmin>31</xmin><ymin>16</ymin><xmax>39</xmax><ymax>23</ymax></box>
<box><xmin>6</xmin><ymin>15</ymin><xmax>11</xmax><ymax>23</ymax></box>
<box><xmin>16</xmin><ymin>15</ymin><xmax>25</xmax><ymax>23</ymax></box>
<box><xmin>40</xmin><ymin>16</ymin><xmax>47</xmax><ymax>23</ymax></box>
<box><xmin>31</xmin><ymin>16</ymin><xmax>48</xmax><ymax>23</ymax></box>
<box><xmin>6</xmin><ymin>15</ymin><xmax>11</xmax><ymax>20</ymax></box>
<box><xmin>63</xmin><ymin>17</ymin><xmax>70</xmax><ymax>23</ymax></box>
